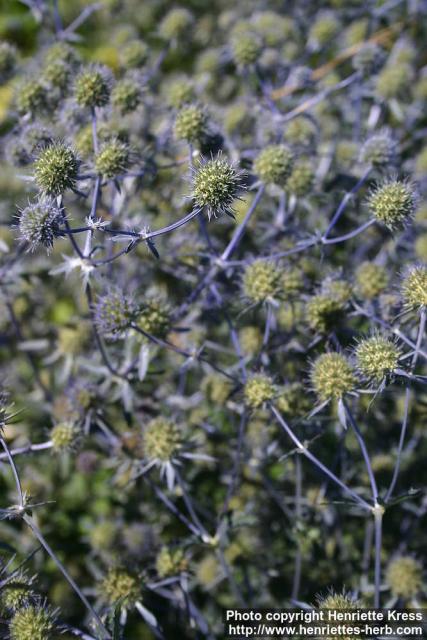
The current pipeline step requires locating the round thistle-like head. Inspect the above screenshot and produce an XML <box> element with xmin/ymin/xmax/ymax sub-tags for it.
<box><xmin>192</xmin><ymin>156</ymin><xmax>240</xmax><ymax>219</ymax></box>
<box><xmin>310</xmin><ymin>353</ymin><xmax>356</xmax><ymax>402</ymax></box>
<box><xmin>355</xmin><ymin>334</ymin><xmax>401</xmax><ymax>383</ymax></box>
<box><xmin>166</xmin><ymin>77</ymin><xmax>194</xmax><ymax>109</ymax></box>
<box><xmin>101</xmin><ymin>567</ymin><xmax>141</xmax><ymax>608</ymax></box>
<box><xmin>202</xmin><ymin>374</ymin><xmax>231</xmax><ymax>405</ymax></box>
<box><xmin>159</xmin><ymin>8</ymin><xmax>194</xmax><ymax>41</ymax></box>
<box><xmin>34</xmin><ymin>143</ymin><xmax>78</xmax><ymax>196</ymax></box>
<box><xmin>9</xmin><ymin>605</ymin><xmax>56</xmax><ymax>640</ymax></box>
<box><xmin>0</xmin><ymin>41</ymin><xmax>17</xmax><ymax>84</ymax></box>
<box><xmin>120</xmin><ymin>39</ymin><xmax>149</xmax><ymax>68</ymax></box>
<box><xmin>355</xmin><ymin>262</ymin><xmax>388</xmax><ymax>300</ymax></box>
<box><xmin>74</xmin><ymin>65</ymin><xmax>111</xmax><ymax>109</ymax></box>
<box><xmin>360</xmin><ymin>131</ymin><xmax>395</xmax><ymax>168</ymax></box>
<box><xmin>95</xmin><ymin>290</ymin><xmax>135</xmax><ymax>339</ymax></box>
<box><xmin>254</xmin><ymin>144</ymin><xmax>294</xmax><ymax>186</ymax></box>
<box><xmin>15</xmin><ymin>79</ymin><xmax>48</xmax><ymax>116</ymax></box>
<box><xmin>284</xmin><ymin>118</ymin><xmax>316</xmax><ymax>147</ymax></box>
<box><xmin>136</xmin><ymin>298</ymin><xmax>171</xmax><ymax>339</ymax></box>
<box><xmin>231</xmin><ymin>32</ymin><xmax>262</xmax><ymax>67</ymax></box>
<box><xmin>376</xmin><ymin>63</ymin><xmax>413</xmax><ymax>100</ymax></box>
<box><xmin>386</xmin><ymin>556</ymin><xmax>423</xmax><ymax>599</ymax></box>
<box><xmin>281</xmin><ymin>266</ymin><xmax>304</xmax><ymax>297</ymax></box>
<box><xmin>174</xmin><ymin>104</ymin><xmax>208</xmax><ymax>145</ymax></box>
<box><xmin>42</xmin><ymin>59</ymin><xmax>71</xmax><ymax>94</ymax></box>
<box><xmin>112</xmin><ymin>78</ymin><xmax>142</xmax><ymax>115</ymax></box>
<box><xmin>309</xmin><ymin>11</ymin><xmax>340</xmax><ymax>46</ymax></box>
<box><xmin>242</xmin><ymin>259</ymin><xmax>281</xmax><ymax>304</ymax></box>
<box><xmin>286</xmin><ymin>160</ymin><xmax>315</xmax><ymax>197</ymax></box>
<box><xmin>50</xmin><ymin>422</ymin><xmax>80</xmax><ymax>453</ymax></box>
<box><xmin>367</xmin><ymin>179</ymin><xmax>418</xmax><ymax>230</ymax></box>
<box><xmin>156</xmin><ymin>547</ymin><xmax>188</xmax><ymax>578</ymax></box>
<box><xmin>18</xmin><ymin>197</ymin><xmax>62</xmax><ymax>252</ymax></box>
<box><xmin>44</xmin><ymin>42</ymin><xmax>80</xmax><ymax>67</ymax></box>
<box><xmin>1</xmin><ymin>574</ymin><xmax>34</xmax><ymax>611</ymax></box>
<box><xmin>244</xmin><ymin>373</ymin><xmax>275</xmax><ymax>409</ymax></box>
<box><xmin>317</xmin><ymin>591</ymin><xmax>361</xmax><ymax>640</ymax></box>
<box><xmin>401</xmin><ymin>265</ymin><xmax>427</xmax><ymax>310</ymax></box>
<box><xmin>95</xmin><ymin>140</ymin><xmax>130</xmax><ymax>178</ymax></box>
<box><xmin>143</xmin><ymin>417</ymin><xmax>182</xmax><ymax>462</ymax></box>
<box><xmin>305</xmin><ymin>294</ymin><xmax>345</xmax><ymax>334</ymax></box>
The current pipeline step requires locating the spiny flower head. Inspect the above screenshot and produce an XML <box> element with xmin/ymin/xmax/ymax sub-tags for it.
<box><xmin>112</xmin><ymin>77</ymin><xmax>142</xmax><ymax>115</ymax></box>
<box><xmin>286</xmin><ymin>160</ymin><xmax>315</xmax><ymax>197</ymax></box>
<box><xmin>376</xmin><ymin>63</ymin><xmax>413</xmax><ymax>100</ymax></box>
<box><xmin>367</xmin><ymin>178</ymin><xmax>418</xmax><ymax>230</ymax></box>
<box><xmin>34</xmin><ymin>143</ymin><xmax>78</xmax><ymax>196</ymax></box>
<box><xmin>143</xmin><ymin>417</ymin><xmax>182</xmax><ymax>462</ymax></box>
<box><xmin>166</xmin><ymin>77</ymin><xmax>194</xmax><ymax>108</ymax></box>
<box><xmin>360</xmin><ymin>131</ymin><xmax>395</xmax><ymax>168</ymax></box>
<box><xmin>94</xmin><ymin>290</ymin><xmax>135</xmax><ymax>339</ymax></box>
<box><xmin>18</xmin><ymin>198</ymin><xmax>62</xmax><ymax>251</ymax></box>
<box><xmin>120</xmin><ymin>39</ymin><xmax>149</xmax><ymax>68</ymax></box>
<box><xmin>156</xmin><ymin>547</ymin><xmax>188</xmax><ymax>578</ymax></box>
<box><xmin>101</xmin><ymin>567</ymin><xmax>141</xmax><ymax>608</ymax></box>
<box><xmin>15</xmin><ymin>79</ymin><xmax>48</xmax><ymax>116</ymax></box>
<box><xmin>231</xmin><ymin>31</ymin><xmax>262</xmax><ymax>67</ymax></box>
<box><xmin>159</xmin><ymin>8</ymin><xmax>194</xmax><ymax>41</ymax></box>
<box><xmin>284</xmin><ymin>118</ymin><xmax>316</xmax><ymax>147</ymax></box>
<box><xmin>242</xmin><ymin>259</ymin><xmax>282</xmax><ymax>304</ymax></box>
<box><xmin>355</xmin><ymin>262</ymin><xmax>388</xmax><ymax>299</ymax></box>
<box><xmin>95</xmin><ymin>140</ymin><xmax>130</xmax><ymax>178</ymax></box>
<box><xmin>192</xmin><ymin>155</ymin><xmax>241</xmax><ymax>219</ymax></box>
<box><xmin>254</xmin><ymin>144</ymin><xmax>294</xmax><ymax>186</ymax></box>
<box><xmin>309</xmin><ymin>11</ymin><xmax>340</xmax><ymax>46</ymax></box>
<box><xmin>9</xmin><ymin>605</ymin><xmax>56</xmax><ymax>640</ymax></box>
<box><xmin>50</xmin><ymin>422</ymin><xmax>80</xmax><ymax>453</ymax></box>
<box><xmin>202</xmin><ymin>374</ymin><xmax>231</xmax><ymax>404</ymax></box>
<box><xmin>244</xmin><ymin>374</ymin><xmax>275</xmax><ymax>409</ymax></box>
<box><xmin>311</xmin><ymin>353</ymin><xmax>356</xmax><ymax>402</ymax></box>
<box><xmin>41</xmin><ymin>59</ymin><xmax>72</xmax><ymax>93</ymax></box>
<box><xmin>174</xmin><ymin>104</ymin><xmax>208</xmax><ymax>144</ymax></box>
<box><xmin>1</xmin><ymin>573</ymin><xmax>34</xmax><ymax>611</ymax></box>
<box><xmin>401</xmin><ymin>265</ymin><xmax>427</xmax><ymax>310</ymax></box>
<box><xmin>355</xmin><ymin>334</ymin><xmax>401</xmax><ymax>383</ymax></box>
<box><xmin>0</xmin><ymin>41</ymin><xmax>17</xmax><ymax>84</ymax></box>
<box><xmin>136</xmin><ymin>298</ymin><xmax>171</xmax><ymax>339</ymax></box>
<box><xmin>386</xmin><ymin>556</ymin><xmax>423</xmax><ymax>598</ymax></box>
<box><xmin>317</xmin><ymin>590</ymin><xmax>361</xmax><ymax>640</ymax></box>
<box><xmin>74</xmin><ymin>65</ymin><xmax>111</xmax><ymax>109</ymax></box>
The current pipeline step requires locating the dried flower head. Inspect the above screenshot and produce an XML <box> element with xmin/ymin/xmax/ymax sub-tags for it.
<box><xmin>174</xmin><ymin>104</ymin><xmax>208</xmax><ymax>144</ymax></box>
<box><xmin>9</xmin><ymin>605</ymin><xmax>56</xmax><ymax>640</ymax></box>
<box><xmin>18</xmin><ymin>197</ymin><xmax>62</xmax><ymax>251</ymax></box>
<box><xmin>143</xmin><ymin>417</ymin><xmax>182</xmax><ymax>462</ymax></box>
<box><xmin>95</xmin><ymin>140</ymin><xmax>130</xmax><ymax>178</ymax></box>
<box><xmin>101</xmin><ymin>567</ymin><xmax>141</xmax><ymax>608</ymax></box>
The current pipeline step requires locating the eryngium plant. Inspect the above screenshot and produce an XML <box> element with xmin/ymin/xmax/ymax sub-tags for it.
<box><xmin>0</xmin><ymin>0</ymin><xmax>426</xmax><ymax>638</ymax></box>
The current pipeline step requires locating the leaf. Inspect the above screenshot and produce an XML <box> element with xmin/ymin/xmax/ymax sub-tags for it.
<box><xmin>138</xmin><ymin>343</ymin><xmax>150</xmax><ymax>381</ymax></box>
<box><xmin>146</xmin><ymin>238</ymin><xmax>160</xmax><ymax>259</ymax></box>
